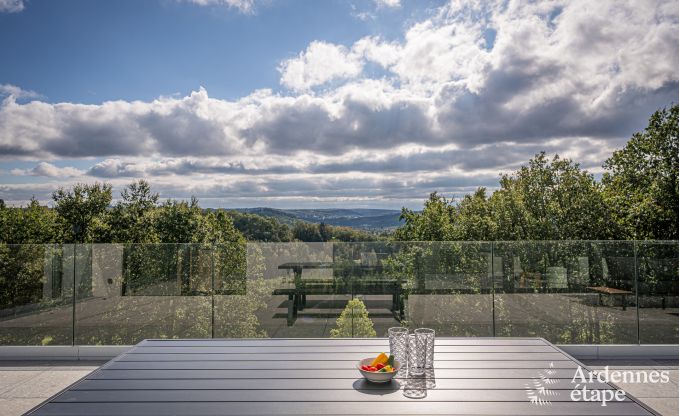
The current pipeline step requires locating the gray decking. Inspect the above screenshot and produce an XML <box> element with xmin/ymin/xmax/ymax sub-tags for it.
<box><xmin>24</xmin><ymin>338</ymin><xmax>658</xmax><ymax>415</ymax></box>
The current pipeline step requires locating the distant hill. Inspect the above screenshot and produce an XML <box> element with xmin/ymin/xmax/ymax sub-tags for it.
<box><xmin>233</xmin><ymin>208</ymin><xmax>403</xmax><ymax>230</ymax></box>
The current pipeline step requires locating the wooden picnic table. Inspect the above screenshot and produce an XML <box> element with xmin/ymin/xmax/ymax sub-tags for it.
<box><xmin>275</xmin><ymin>262</ymin><xmax>402</xmax><ymax>325</ymax></box>
<box><xmin>25</xmin><ymin>338</ymin><xmax>657</xmax><ymax>415</ymax></box>
<box><xmin>587</xmin><ymin>286</ymin><xmax>634</xmax><ymax>311</ymax></box>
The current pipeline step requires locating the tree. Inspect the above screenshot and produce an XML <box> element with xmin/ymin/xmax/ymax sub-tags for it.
<box><xmin>108</xmin><ymin>180</ymin><xmax>159</xmax><ymax>243</ymax></box>
<box><xmin>0</xmin><ymin>198</ymin><xmax>61</xmax><ymax>244</ymax></box>
<box><xmin>393</xmin><ymin>154</ymin><xmax>618</xmax><ymax>241</ymax></box>
<box><xmin>603</xmin><ymin>104</ymin><xmax>679</xmax><ymax>239</ymax></box>
<box><xmin>228</xmin><ymin>211</ymin><xmax>293</xmax><ymax>242</ymax></box>
<box><xmin>490</xmin><ymin>153</ymin><xmax>618</xmax><ymax>240</ymax></box>
<box><xmin>393</xmin><ymin>192</ymin><xmax>456</xmax><ymax>241</ymax></box>
<box><xmin>52</xmin><ymin>183</ymin><xmax>112</xmax><ymax>243</ymax></box>
<box><xmin>292</xmin><ymin>221</ymin><xmax>323</xmax><ymax>242</ymax></box>
<box><xmin>329</xmin><ymin>298</ymin><xmax>377</xmax><ymax>338</ymax></box>
<box><xmin>453</xmin><ymin>188</ymin><xmax>496</xmax><ymax>240</ymax></box>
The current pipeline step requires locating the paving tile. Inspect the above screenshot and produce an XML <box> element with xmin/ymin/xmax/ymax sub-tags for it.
<box><xmin>0</xmin><ymin>398</ymin><xmax>44</xmax><ymax>416</ymax></box>
<box><xmin>0</xmin><ymin>371</ymin><xmax>42</xmax><ymax>395</ymax></box>
<box><xmin>2</xmin><ymin>370</ymin><xmax>93</xmax><ymax>399</ymax></box>
<box><xmin>637</xmin><ymin>398</ymin><xmax>679</xmax><ymax>416</ymax></box>
<box><xmin>615</xmin><ymin>378</ymin><xmax>679</xmax><ymax>399</ymax></box>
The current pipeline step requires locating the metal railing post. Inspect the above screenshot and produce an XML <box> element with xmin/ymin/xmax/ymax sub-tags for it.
<box><xmin>633</xmin><ymin>241</ymin><xmax>640</xmax><ymax>345</ymax></box>
<box><xmin>491</xmin><ymin>242</ymin><xmax>496</xmax><ymax>337</ymax></box>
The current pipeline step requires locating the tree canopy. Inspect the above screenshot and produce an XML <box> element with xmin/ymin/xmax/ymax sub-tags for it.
<box><xmin>603</xmin><ymin>104</ymin><xmax>679</xmax><ymax>240</ymax></box>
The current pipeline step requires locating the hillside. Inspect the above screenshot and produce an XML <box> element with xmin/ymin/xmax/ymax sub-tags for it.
<box><xmin>233</xmin><ymin>208</ymin><xmax>402</xmax><ymax>230</ymax></box>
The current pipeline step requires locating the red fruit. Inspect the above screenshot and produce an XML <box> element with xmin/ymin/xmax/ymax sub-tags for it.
<box><xmin>368</xmin><ymin>366</ymin><xmax>377</xmax><ymax>372</ymax></box>
<box><xmin>375</xmin><ymin>363</ymin><xmax>385</xmax><ymax>370</ymax></box>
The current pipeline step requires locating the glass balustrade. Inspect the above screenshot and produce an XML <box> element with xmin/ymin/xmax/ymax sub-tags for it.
<box><xmin>0</xmin><ymin>241</ymin><xmax>677</xmax><ymax>345</ymax></box>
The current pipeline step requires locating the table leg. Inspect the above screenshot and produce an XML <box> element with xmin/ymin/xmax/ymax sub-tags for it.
<box><xmin>621</xmin><ymin>294</ymin><xmax>627</xmax><ymax>311</ymax></box>
<box><xmin>399</xmin><ymin>293</ymin><xmax>406</xmax><ymax>321</ymax></box>
<box><xmin>287</xmin><ymin>294</ymin><xmax>295</xmax><ymax>326</ymax></box>
<box><xmin>598</xmin><ymin>293</ymin><xmax>602</xmax><ymax>307</ymax></box>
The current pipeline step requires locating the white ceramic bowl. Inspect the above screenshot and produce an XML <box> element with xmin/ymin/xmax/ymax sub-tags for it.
<box><xmin>357</xmin><ymin>357</ymin><xmax>401</xmax><ymax>383</ymax></box>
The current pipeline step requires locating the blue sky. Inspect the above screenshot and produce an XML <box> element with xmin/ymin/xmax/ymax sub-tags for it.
<box><xmin>0</xmin><ymin>0</ymin><xmax>677</xmax><ymax>209</ymax></box>
<box><xmin>0</xmin><ymin>0</ymin><xmax>441</xmax><ymax>103</ymax></box>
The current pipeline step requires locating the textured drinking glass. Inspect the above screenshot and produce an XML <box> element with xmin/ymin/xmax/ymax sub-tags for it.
<box><xmin>415</xmin><ymin>328</ymin><xmax>435</xmax><ymax>368</ymax></box>
<box><xmin>388</xmin><ymin>327</ymin><xmax>408</xmax><ymax>370</ymax></box>
<box><xmin>402</xmin><ymin>375</ymin><xmax>427</xmax><ymax>399</ymax></box>
<box><xmin>408</xmin><ymin>334</ymin><xmax>425</xmax><ymax>376</ymax></box>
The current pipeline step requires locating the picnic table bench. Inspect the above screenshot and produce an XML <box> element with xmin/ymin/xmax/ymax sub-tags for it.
<box><xmin>275</xmin><ymin>262</ymin><xmax>404</xmax><ymax>325</ymax></box>
<box><xmin>25</xmin><ymin>337</ymin><xmax>658</xmax><ymax>415</ymax></box>
<box><xmin>587</xmin><ymin>286</ymin><xmax>634</xmax><ymax>311</ymax></box>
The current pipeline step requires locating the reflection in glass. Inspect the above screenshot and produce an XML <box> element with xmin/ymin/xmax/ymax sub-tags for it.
<box><xmin>0</xmin><ymin>244</ymin><xmax>74</xmax><ymax>345</ymax></box>
<box><xmin>0</xmin><ymin>241</ymin><xmax>676</xmax><ymax>345</ymax></box>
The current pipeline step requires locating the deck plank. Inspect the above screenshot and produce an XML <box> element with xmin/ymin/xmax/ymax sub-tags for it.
<box><xmin>26</xmin><ymin>338</ymin><xmax>656</xmax><ymax>416</ymax></box>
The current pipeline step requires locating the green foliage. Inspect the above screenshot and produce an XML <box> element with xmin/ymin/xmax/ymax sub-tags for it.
<box><xmin>492</xmin><ymin>152</ymin><xmax>618</xmax><ymax>240</ymax></box>
<box><xmin>153</xmin><ymin>198</ymin><xmax>243</xmax><ymax>244</ymax></box>
<box><xmin>393</xmin><ymin>192</ymin><xmax>456</xmax><ymax>241</ymax></box>
<box><xmin>107</xmin><ymin>180</ymin><xmax>159</xmax><ymax>243</ymax></box>
<box><xmin>329</xmin><ymin>298</ymin><xmax>377</xmax><ymax>338</ymax></box>
<box><xmin>292</xmin><ymin>221</ymin><xmax>377</xmax><ymax>242</ymax></box>
<box><xmin>52</xmin><ymin>182</ymin><xmax>112</xmax><ymax>243</ymax></box>
<box><xmin>228</xmin><ymin>210</ymin><xmax>293</xmax><ymax>242</ymax></box>
<box><xmin>603</xmin><ymin>104</ymin><xmax>679</xmax><ymax>239</ymax></box>
<box><xmin>394</xmin><ymin>153</ymin><xmax>619</xmax><ymax>241</ymax></box>
<box><xmin>0</xmin><ymin>199</ymin><xmax>61</xmax><ymax>244</ymax></box>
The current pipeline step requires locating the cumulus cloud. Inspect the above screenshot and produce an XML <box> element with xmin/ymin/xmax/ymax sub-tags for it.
<box><xmin>279</xmin><ymin>41</ymin><xmax>364</xmax><ymax>92</ymax></box>
<box><xmin>0</xmin><ymin>84</ymin><xmax>41</xmax><ymax>100</ymax></box>
<box><xmin>0</xmin><ymin>0</ymin><xmax>24</xmax><ymax>13</ymax></box>
<box><xmin>2</xmin><ymin>0</ymin><xmax>678</xmax><ymax>207</ymax></box>
<box><xmin>11</xmin><ymin>162</ymin><xmax>84</xmax><ymax>178</ymax></box>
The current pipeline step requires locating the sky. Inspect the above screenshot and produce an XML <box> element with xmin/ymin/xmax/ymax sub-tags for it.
<box><xmin>0</xmin><ymin>0</ymin><xmax>677</xmax><ymax>210</ymax></box>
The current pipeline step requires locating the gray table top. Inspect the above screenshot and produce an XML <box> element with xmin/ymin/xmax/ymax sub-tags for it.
<box><xmin>25</xmin><ymin>338</ymin><xmax>657</xmax><ymax>415</ymax></box>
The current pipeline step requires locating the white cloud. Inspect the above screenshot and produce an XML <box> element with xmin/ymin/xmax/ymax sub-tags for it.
<box><xmin>374</xmin><ymin>0</ymin><xmax>401</xmax><ymax>9</ymax></box>
<box><xmin>0</xmin><ymin>0</ymin><xmax>24</xmax><ymax>13</ymax></box>
<box><xmin>11</xmin><ymin>162</ymin><xmax>84</xmax><ymax>178</ymax></box>
<box><xmin>279</xmin><ymin>41</ymin><xmax>364</xmax><ymax>92</ymax></box>
<box><xmin>182</xmin><ymin>0</ymin><xmax>259</xmax><ymax>14</ymax></box>
<box><xmin>2</xmin><ymin>0</ymin><xmax>678</xmax><ymax>207</ymax></box>
<box><xmin>0</xmin><ymin>84</ymin><xmax>41</xmax><ymax>100</ymax></box>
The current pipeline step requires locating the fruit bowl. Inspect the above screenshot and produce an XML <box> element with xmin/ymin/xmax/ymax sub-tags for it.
<box><xmin>357</xmin><ymin>357</ymin><xmax>401</xmax><ymax>383</ymax></box>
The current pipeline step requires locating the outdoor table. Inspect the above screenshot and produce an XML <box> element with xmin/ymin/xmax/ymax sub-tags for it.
<box><xmin>275</xmin><ymin>262</ymin><xmax>402</xmax><ymax>325</ymax></box>
<box><xmin>25</xmin><ymin>338</ymin><xmax>657</xmax><ymax>415</ymax></box>
<box><xmin>587</xmin><ymin>286</ymin><xmax>634</xmax><ymax>310</ymax></box>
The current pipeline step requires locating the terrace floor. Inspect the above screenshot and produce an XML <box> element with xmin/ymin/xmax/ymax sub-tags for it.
<box><xmin>0</xmin><ymin>359</ymin><xmax>678</xmax><ymax>416</ymax></box>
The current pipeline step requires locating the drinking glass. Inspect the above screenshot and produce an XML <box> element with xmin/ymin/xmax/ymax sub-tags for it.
<box><xmin>388</xmin><ymin>327</ymin><xmax>408</xmax><ymax>370</ymax></box>
<box><xmin>408</xmin><ymin>334</ymin><xmax>425</xmax><ymax>376</ymax></box>
<box><xmin>415</xmin><ymin>328</ymin><xmax>435</xmax><ymax>368</ymax></box>
<box><xmin>402</xmin><ymin>375</ymin><xmax>427</xmax><ymax>399</ymax></box>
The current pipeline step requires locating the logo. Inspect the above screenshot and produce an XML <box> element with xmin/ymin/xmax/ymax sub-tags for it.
<box><xmin>526</xmin><ymin>363</ymin><xmax>671</xmax><ymax>407</ymax></box>
<box><xmin>525</xmin><ymin>362</ymin><xmax>557</xmax><ymax>406</ymax></box>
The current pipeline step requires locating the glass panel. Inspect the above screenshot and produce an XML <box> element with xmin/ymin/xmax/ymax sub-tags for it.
<box><xmin>494</xmin><ymin>241</ymin><xmax>638</xmax><ymax>344</ymax></box>
<box><xmin>0</xmin><ymin>244</ymin><xmax>74</xmax><ymax>345</ymax></box>
<box><xmin>217</xmin><ymin>242</ymin><xmax>344</xmax><ymax>338</ymax></box>
<box><xmin>74</xmin><ymin>244</ymin><xmax>212</xmax><ymax>345</ymax></box>
<box><xmin>334</xmin><ymin>242</ymin><xmax>400</xmax><ymax>338</ymax></box>
<box><xmin>637</xmin><ymin>241</ymin><xmax>679</xmax><ymax>344</ymax></box>
<box><xmin>404</xmin><ymin>242</ymin><xmax>493</xmax><ymax>336</ymax></box>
